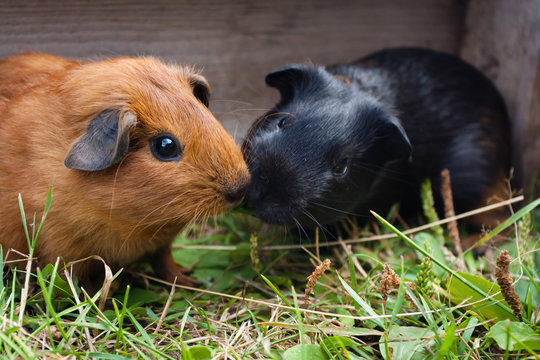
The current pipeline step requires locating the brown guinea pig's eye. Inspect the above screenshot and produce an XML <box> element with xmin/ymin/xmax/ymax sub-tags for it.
<box><xmin>150</xmin><ymin>134</ymin><xmax>183</xmax><ymax>161</ymax></box>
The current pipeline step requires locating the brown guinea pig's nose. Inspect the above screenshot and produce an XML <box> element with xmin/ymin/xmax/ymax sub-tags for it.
<box><xmin>224</xmin><ymin>180</ymin><xmax>249</xmax><ymax>204</ymax></box>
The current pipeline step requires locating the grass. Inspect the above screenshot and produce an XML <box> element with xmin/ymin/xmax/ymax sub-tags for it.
<box><xmin>1</xmin><ymin>185</ymin><xmax>540</xmax><ymax>359</ymax></box>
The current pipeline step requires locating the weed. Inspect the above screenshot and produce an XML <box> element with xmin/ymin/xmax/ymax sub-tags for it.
<box><xmin>1</xmin><ymin>186</ymin><xmax>539</xmax><ymax>358</ymax></box>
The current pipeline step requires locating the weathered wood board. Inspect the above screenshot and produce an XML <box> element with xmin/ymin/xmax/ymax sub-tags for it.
<box><xmin>0</xmin><ymin>0</ymin><xmax>464</xmax><ymax>140</ymax></box>
<box><xmin>461</xmin><ymin>0</ymin><xmax>540</xmax><ymax>196</ymax></box>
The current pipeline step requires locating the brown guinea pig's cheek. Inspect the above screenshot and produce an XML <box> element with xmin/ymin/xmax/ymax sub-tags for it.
<box><xmin>172</xmin><ymin>165</ymin><xmax>230</xmax><ymax>213</ymax></box>
<box><xmin>134</xmin><ymin>155</ymin><xmax>229</xmax><ymax>217</ymax></box>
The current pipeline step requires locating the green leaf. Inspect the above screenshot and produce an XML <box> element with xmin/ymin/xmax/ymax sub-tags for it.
<box><xmin>38</xmin><ymin>263</ymin><xmax>72</xmax><ymax>301</ymax></box>
<box><xmin>458</xmin><ymin>316</ymin><xmax>478</xmax><ymax>354</ymax></box>
<box><xmin>118</xmin><ymin>287</ymin><xmax>163</xmax><ymax>308</ymax></box>
<box><xmin>486</xmin><ymin>320</ymin><xmax>540</xmax><ymax>351</ymax></box>
<box><xmin>515</xmin><ymin>273</ymin><xmax>540</xmax><ymax>308</ymax></box>
<box><xmin>181</xmin><ymin>345</ymin><xmax>212</xmax><ymax>360</ymax></box>
<box><xmin>283</xmin><ymin>344</ymin><xmax>328</xmax><ymax>360</ymax></box>
<box><xmin>447</xmin><ymin>272</ymin><xmax>517</xmax><ymax>321</ymax></box>
<box><xmin>193</xmin><ymin>265</ymin><xmax>255</xmax><ymax>292</ymax></box>
<box><xmin>380</xmin><ymin>325</ymin><xmax>436</xmax><ymax>360</ymax></box>
<box><xmin>334</xmin><ymin>308</ymin><xmax>355</xmax><ymax>327</ymax></box>
<box><xmin>437</xmin><ymin>322</ymin><xmax>456</xmax><ymax>357</ymax></box>
<box><xmin>127</xmin><ymin>306</ymin><xmax>147</xmax><ymax>316</ymax></box>
<box><xmin>172</xmin><ymin>233</ymin><xmax>231</xmax><ymax>268</ymax></box>
<box><xmin>195</xmin><ymin>249</ymin><xmax>230</xmax><ymax>268</ymax></box>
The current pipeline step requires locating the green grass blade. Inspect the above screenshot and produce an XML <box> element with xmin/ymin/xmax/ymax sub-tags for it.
<box><xmin>290</xmin><ymin>285</ymin><xmax>305</xmax><ymax>344</ymax></box>
<box><xmin>179</xmin><ymin>305</ymin><xmax>193</xmax><ymax>335</ymax></box>
<box><xmin>371</xmin><ymin>211</ymin><xmax>514</xmax><ymax>317</ymax></box>
<box><xmin>0</xmin><ymin>329</ymin><xmax>36</xmax><ymax>359</ymax></box>
<box><xmin>465</xmin><ymin>197</ymin><xmax>540</xmax><ymax>254</ymax></box>
<box><xmin>33</xmin><ymin>184</ymin><xmax>53</xmax><ymax>248</ymax></box>
<box><xmin>338</xmin><ymin>275</ymin><xmax>384</xmax><ymax>328</ymax></box>
<box><xmin>260</xmin><ymin>274</ymin><xmax>293</xmax><ymax>307</ymax></box>
<box><xmin>10</xmin><ymin>270</ymin><xmax>17</xmax><ymax>323</ymax></box>
<box><xmin>125</xmin><ymin>308</ymin><xmax>154</xmax><ymax>346</ymax></box>
<box><xmin>17</xmin><ymin>194</ymin><xmax>31</xmax><ymax>250</ymax></box>
<box><xmin>521</xmin><ymin>264</ymin><xmax>540</xmax><ymax>296</ymax></box>
<box><xmin>35</xmin><ymin>266</ymin><xmax>75</xmax><ymax>352</ymax></box>
<box><xmin>437</xmin><ymin>322</ymin><xmax>456</xmax><ymax>357</ymax></box>
<box><xmin>405</xmin><ymin>288</ymin><xmax>434</xmax><ymax>324</ymax></box>
<box><xmin>348</xmin><ymin>254</ymin><xmax>358</xmax><ymax>294</ymax></box>
<box><xmin>0</xmin><ymin>246</ymin><xmax>4</xmax><ymax>294</ymax></box>
<box><xmin>390</xmin><ymin>261</ymin><xmax>407</xmax><ymax>324</ymax></box>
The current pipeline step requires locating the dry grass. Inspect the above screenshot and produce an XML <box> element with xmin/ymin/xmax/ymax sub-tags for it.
<box><xmin>1</xmin><ymin>192</ymin><xmax>539</xmax><ymax>359</ymax></box>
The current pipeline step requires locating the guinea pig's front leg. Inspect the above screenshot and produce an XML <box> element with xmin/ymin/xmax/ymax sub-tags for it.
<box><xmin>149</xmin><ymin>245</ymin><xmax>201</xmax><ymax>287</ymax></box>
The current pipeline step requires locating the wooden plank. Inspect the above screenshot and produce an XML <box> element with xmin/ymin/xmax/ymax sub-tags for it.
<box><xmin>0</xmin><ymin>0</ymin><xmax>464</xmax><ymax>140</ymax></box>
<box><xmin>460</xmin><ymin>0</ymin><xmax>540</xmax><ymax>197</ymax></box>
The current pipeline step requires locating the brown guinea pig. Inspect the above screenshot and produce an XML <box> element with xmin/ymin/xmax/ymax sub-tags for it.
<box><xmin>0</xmin><ymin>53</ymin><xmax>250</xmax><ymax>291</ymax></box>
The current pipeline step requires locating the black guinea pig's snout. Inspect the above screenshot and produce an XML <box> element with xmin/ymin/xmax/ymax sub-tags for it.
<box><xmin>245</xmin><ymin>164</ymin><xmax>303</xmax><ymax>225</ymax></box>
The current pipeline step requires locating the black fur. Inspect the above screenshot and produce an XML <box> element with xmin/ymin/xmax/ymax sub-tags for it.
<box><xmin>242</xmin><ymin>47</ymin><xmax>511</xmax><ymax>228</ymax></box>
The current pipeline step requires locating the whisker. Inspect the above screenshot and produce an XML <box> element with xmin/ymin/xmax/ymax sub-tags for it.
<box><xmin>352</xmin><ymin>161</ymin><xmax>413</xmax><ymax>185</ymax></box>
<box><xmin>301</xmin><ymin>210</ymin><xmax>336</xmax><ymax>242</ymax></box>
<box><xmin>211</xmin><ymin>99</ymin><xmax>257</xmax><ymax>106</ymax></box>
<box><xmin>213</xmin><ymin>108</ymin><xmax>273</xmax><ymax>115</ymax></box>
<box><xmin>309</xmin><ymin>201</ymin><xmax>367</xmax><ymax>217</ymax></box>
<box><xmin>292</xmin><ymin>217</ymin><xmax>311</xmax><ymax>242</ymax></box>
<box><xmin>124</xmin><ymin>193</ymin><xmax>184</xmax><ymax>241</ymax></box>
<box><xmin>127</xmin><ymin>188</ymin><xmax>208</xmax><ymax>232</ymax></box>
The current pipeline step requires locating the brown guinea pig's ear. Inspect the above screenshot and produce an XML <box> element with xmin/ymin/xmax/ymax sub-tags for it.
<box><xmin>190</xmin><ymin>75</ymin><xmax>210</xmax><ymax>107</ymax></box>
<box><xmin>64</xmin><ymin>110</ymin><xmax>137</xmax><ymax>171</ymax></box>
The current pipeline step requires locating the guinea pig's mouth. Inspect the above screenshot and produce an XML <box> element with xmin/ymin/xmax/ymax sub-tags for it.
<box><xmin>251</xmin><ymin>200</ymin><xmax>328</xmax><ymax>228</ymax></box>
<box><xmin>251</xmin><ymin>202</ymin><xmax>298</xmax><ymax>226</ymax></box>
<box><xmin>251</xmin><ymin>198</ymin><xmax>349</xmax><ymax>229</ymax></box>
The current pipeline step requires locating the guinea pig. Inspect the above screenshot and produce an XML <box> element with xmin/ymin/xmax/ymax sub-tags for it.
<box><xmin>0</xmin><ymin>53</ymin><xmax>250</xmax><ymax>291</ymax></box>
<box><xmin>242</xmin><ymin>47</ymin><xmax>510</xmax><ymax>232</ymax></box>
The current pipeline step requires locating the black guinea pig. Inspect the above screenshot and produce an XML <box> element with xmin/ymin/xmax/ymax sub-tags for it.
<box><xmin>242</xmin><ymin>47</ymin><xmax>511</xmax><ymax>231</ymax></box>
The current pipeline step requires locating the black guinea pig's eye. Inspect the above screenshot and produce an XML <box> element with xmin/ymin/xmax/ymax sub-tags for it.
<box><xmin>332</xmin><ymin>157</ymin><xmax>350</xmax><ymax>177</ymax></box>
<box><xmin>277</xmin><ymin>117</ymin><xmax>291</xmax><ymax>129</ymax></box>
<box><xmin>150</xmin><ymin>134</ymin><xmax>182</xmax><ymax>161</ymax></box>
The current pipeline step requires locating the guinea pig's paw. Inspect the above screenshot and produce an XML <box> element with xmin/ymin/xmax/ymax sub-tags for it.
<box><xmin>174</xmin><ymin>272</ymin><xmax>203</xmax><ymax>288</ymax></box>
<box><xmin>159</xmin><ymin>265</ymin><xmax>202</xmax><ymax>288</ymax></box>
<box><xmin>149</xmin><ymin>247</ymin><xmax>202</xmax><ymax>288</ymax></box>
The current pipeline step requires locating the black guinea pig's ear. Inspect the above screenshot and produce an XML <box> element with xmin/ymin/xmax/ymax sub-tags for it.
<box><xmin>189</xmin><ymin>75</ymin><xmax>210</xmax><ymax>107</ymax></box>
<box><xmin>375</xmin><ymin>116</ymin><xmax>412</xmax><ymax>163</ymax></box>
<box><xmin>266</xmin><ymin>65</ymin><xmax>310</xmax><ymax>105</ymax></box>
<box><xmin>64</xmin><ymin>110</ymin><xmax>137</xmax><ymax>171</ymax></box>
